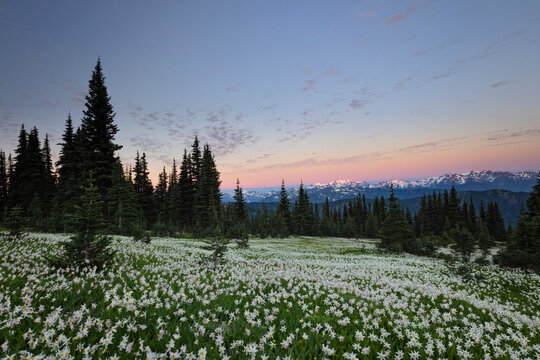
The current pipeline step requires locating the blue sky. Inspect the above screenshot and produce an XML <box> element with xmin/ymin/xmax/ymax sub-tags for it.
<box><xmin>1</xmin><ymin>1</ymin><xmax>539</xmax><ymax>188</ymax></box>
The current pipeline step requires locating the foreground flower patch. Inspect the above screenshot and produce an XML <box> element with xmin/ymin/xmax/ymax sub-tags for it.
<box><xmin>0</xmin><ymin>235</ymin><xmax>539</xmax><ymax>359</ymax></box>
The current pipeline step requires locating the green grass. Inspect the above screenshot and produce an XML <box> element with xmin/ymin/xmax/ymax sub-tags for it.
<box><xmin>0</xmin><ymin>234</ymin><xmax>538</xmax><ymax>359</ymax></box>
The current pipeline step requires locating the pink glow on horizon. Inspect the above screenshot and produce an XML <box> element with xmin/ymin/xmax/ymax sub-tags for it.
<box><xmin>219</xmin><ymin>142</ymin><xmax>540</xmax><ymax>189</ymax></box>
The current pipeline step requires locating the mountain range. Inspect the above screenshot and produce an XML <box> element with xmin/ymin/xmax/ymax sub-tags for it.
<box><xmin>223</xmin><ymin>170</ymin><xmax>538</xmax><ymax>203</ymax></box>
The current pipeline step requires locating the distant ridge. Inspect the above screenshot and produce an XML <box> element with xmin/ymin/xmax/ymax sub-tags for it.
<box><xmin>223</xmin><ymin>170</ymin><xmax>538</xmax><ymax>203</ymax></box>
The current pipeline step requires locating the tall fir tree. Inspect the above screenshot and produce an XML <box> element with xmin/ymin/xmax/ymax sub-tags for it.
<box><xmin>447</xmin><ymin>186</ymin><xmax>462</xmax><ymax>228</ymax></box>
<box><xmin>154</xmin><ymin>166</ymin><xmax>168</xmax><ymax>226</ymax></box>
<box><xmin>80</xmin><ymin>58</ymin><xmax>122</xmax><ymax>219</ymax></box>
<box><xmin>0</xmin><ymin>150</ymin><xmax>7</xmax><ymax>221</ymax></box>
<box><xmin>233</xmin><ymin>178</ymin><xmax>249</xmax><ymax>246</ymax></box>
<box><xmin>292</xmin><ymin>182</ymin><xmax>314</xmax><ymax>235</ymax></box>
<box><xmin>132</xmin><ymin>152</ymin><xmax>155</xmax><ymax>228</ymax></box>
<box><xmin>194</xmin><ymin>144</ymin><xmax>222</xmax><ymax>235</ymax></box>
<box><xmin>167</xmin><ymin>159</ymin><xmax>182</xmax><ymax>231</ymax></box>
<box><xmin>191</xmin><ymin>136</ymin><xmax>202</xmax><ymax>184</ymax></box>
<box><xmin>378</xmin><ymin>185</ymin><xmax>414</xmax><ymax>253</ymax></box>
<box><xmin>497</xmin><ymin>172</ymin><xmax>540</xmax><ymax>273</ymax></box>
<box><xmin>276</xmin><ymin>179</ymin><xmax>291</xmax><ymax>231</ymax></box>
<box><xmin>56</xmin><ymin>114</ymin><xmax>83</xmax><ymax>230</ymax></box>
<box><xmin>8</xmin><ymin>125</ymin><xmax>28</xmax><ymax>210</ymax></box>
<box><xmin>109</xmin><ymin>161</ymin><xmax>139</xmax><ymax>234</ymax></box>
<box><xmin>179</xmin><ymin>150</ymin><xmax>195</xmax><ymax>229</ymax></box>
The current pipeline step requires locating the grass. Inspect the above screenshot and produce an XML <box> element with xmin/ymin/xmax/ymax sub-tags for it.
<box><xmin>0</xmin><ymin>233</ymin><xmax>538</xmax><ymax>359</ymax></box>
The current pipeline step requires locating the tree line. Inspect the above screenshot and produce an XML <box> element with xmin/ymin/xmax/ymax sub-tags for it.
<box><xmin>246</xmin><ymin>179</ymin><xmax>539</xmax><ymax>272</ymax></box>
<box><xmin>0</xmin><ymin>59</ymin><xmax>221</xmax><ymax>238</ymax></box>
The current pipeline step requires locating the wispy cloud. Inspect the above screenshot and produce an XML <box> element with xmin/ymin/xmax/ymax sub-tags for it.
<box><xmin>490</xmin><ymin>81</ymin><xmax>508</xmax><ymax>88</ymax></box>
<box><xmin>412</xmin><ymin>36</ymin><xmax>461</xmax><ymax>57</ymax></box>
<box><xmin>129</xmin><ymin>135</ymin><xmax>164</xmax><ymax>153</ymax></box>
<box><xmin>395</xmin><ymin>76</ymin><xmax>415</xmax><ymax>89</ymax></box>
<box><xmin>302</xmin><ymin>67</ymin><xmax>341</xmax><ymax>93</ymax></box>
<box><xmin>385</xmin><ymin>3</ymin><xmax>416</xmax><ymax>25</ymax></box>
<box><xmin>39</xmin><ymin>100</ymin><xmax>60</xmax><ymax>109</ymax></box>
<box><xmin>128</xmin><ymin>104</ymin><xmax>187</xmax><ymax>137</ymax></box>
<box><xmin>202</xmin><ymin>120</ymin><xmax>259</xmax><ymax>156</ymax></box>
<box><xmin>246</xmin><ymin>153</ymin><xmax>273</xmax><ymax>164</ymax></box>
<box><xmin>455</xmin><ymin>47</ymin><xmax>495</xmax><ymax>64</ymax></box>
<box><xmin>349</xmin><ymin>99</ymin><xmax>371</xmax><ymax>110</ymax></box>
<box><xmin>426</xmin><ymin>67</ymin><xmax>457</xmax><ymax>82</ymax></box>
<box><xmin>259</xmin><ymin>103</ymin><xmax>277</xmax><ymax>111</ymax></box>
<box><xmin>486</xmin><ymin>128</ymin><xmax>540</xmax><ymax>142</ymax></box>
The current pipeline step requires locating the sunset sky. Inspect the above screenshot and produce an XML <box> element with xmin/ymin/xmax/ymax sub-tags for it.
<box><xmin>1</xmin><ymin>1</ymin><xmax>539</xmax><ymax>189</ymax></box>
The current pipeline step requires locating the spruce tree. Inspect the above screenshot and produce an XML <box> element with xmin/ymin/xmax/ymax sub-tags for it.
<box><xmin>110</xmin><ymin>162</ymin><xmax>139</xmax><ymax>234</ymax></box>
<box><xmin>447</xmin><ymin>186</ymin><xmax>462</xmax><ymax>228</ymax></box>
<box><xmin>191</xmin><ymin>136</ymin><xmax>202</xmax><ymax>184</ymax></box>
<box><xmin>40</xmin><ymin>134</ymin><xmax>56</xmax><ymax>229</ymax></box>
<box><xmin>378</xmin><ymin>185</ymin><xmax>414</xmax><ymax>253</ymax></box>
<box><xmin>155</xmin><ymin>166</ymin><xmax>168</xmax><ymax>228</ymax></box>
<box><xmin>50</xmin><ymin>173</ymin><xmax>115</xmax><ymax>269</ymax></box>
<box><xmin>450</xmin><ymin>226</ymin><xmax>476</xmax><ymax>258</ymax></box>
<box><xmin>233</xmin><ymin>178</ymin><xmax>249</xmax><ymax>247</ymax></box>
<box><xmin>56</xmin><ymin>114</ymin><xmax>82</xmax><ymax>230</ymax></box>
<box><xmin>179</xmin><ymin>150</ymin><xmax>195</xmax><ymax>229</ymax></box>
<box><xmin>293</xmin><ymin>182</ymin><xmax>314</xmax><ymax>235</ymax></box>
<box><xmin>8</xmin><ymin>125</ymin><xmax>28</xmax><ymax>211</ymax></box>
<box><xmin>132</xmin><ymin>152</ymin><xmax>155</xmax><ymax>228</ymax></box>
<box><xmin>496</xmin><ymin>172</ymin><xmax>540</xmax><ymax>273</ymax></box>
<box><xmin>5</xmin><ymin>205</ymin><xmax>25</xmax><ymax>240</ymax></box>
<box><xmin>477</xmin><ymin>218</ymin><xmax>493</xmax><ymax>251</ymax></box>
<box><xmin>80</xmin><ymin>58</ymin><xmax>122</xmax><ymax>218</ymax></box>
<box><xmin>0</xmin><ymin>150</ymin><xmax>7</xmax><ymax>221</ymax></box>
<box><xmin>194</xmin><ymin>144</ymin><xmax>222</xmax><ymax>235</ymax></box>
<box><xmin>202</xmin><ymin>226</ymin><xmax>229</xmax><ymax>269</ymax></box>
<box><xmin>167</xmin><ymin>159</ymin><xmax>182</xmax><ymax>231</ymax></box>
<box><xmin>277</xmin><ymin>179</ymin><xmax>291</xmax><ymax>231</ymax></box>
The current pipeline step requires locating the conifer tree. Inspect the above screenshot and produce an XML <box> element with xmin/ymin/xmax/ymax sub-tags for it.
<box><xmin>50</xmin><ymin>173</ymin><xmax>115</xmax><ymax>269</ymax></box>
<box><xmin>233</xmin><ymin>178</ymin><xmax>249</xmax><ymax>247</ymax></box>
<box><xmin>487</xmin><ymin>201</ymin><xmax>507</xmax><ymax>242</ymax></box>
<box><xmin>155</xmin><ymin>166</ymin><xmax>168</xmax><ymax>227</ymax></box>
<box><xmin>56</xmin><ymin>114</ymin><xmax>82</xmax><ymax>230</ymax></box>
<box><xmin>5</xmin><ymin>205</ymin><xmax>25</xmax><ymax>240</ymax></box>
<box><xmin>8</xmin><ymin>125</ymin><xmax>27</xmax><ymax>211</ymax></box>
<box><xmin>497</xmin><ymin>172</ymin><xmax>540</xmax><ymax>273</ymax></box>
<box><xmin>80</xmin><ymin>59</ymin><xmax>122</xmax><ymax>218</ymax></box>
<box><xmin>40</xmin><ymin>134</ymin><xmax>56</xmax><ymax>227</ymax></box>
<box><xmin>447</xmin><ymin>186</ymin><xmax>462</xmax><ymax>228</ymax></box>
<box><xmin>467</xmin><ymin>197</ymin><xmax>477</xmax><ymax>236</ymax></box>
<box><xmin>110</xmin><ymin>162</ymin><xmax>139</xmax><ymax>234</ymax></box>
<box><xmin>179</xmin><ymin>150</ymin><xmax>195</xmax><ymax>229</ymax></box>
<box><xmin>194</xmin><ymin>144</ymin><xmax>221</xmax><ymax>235</ymax></box>
<box><xmin>477</xmin><ymin>218</ymin><xmax>493</xmax><ymax>251</ymax></box>
<box><xmin>378</xmin><ymin>185</ymin><xmax>414</xmax><ymax>253</ymax></box>
<box><xmin>167</xmin><ymin>159</ymin><xmax>181</xmax><ymax>231</ymax></box>
<box><xmin>293</xmin><ymin>181</ymin><xmax>314</xmax><ymax>235</ymax></box>
<box><xmin>132</xmin><ymin>152</ymin><xmax>155</xmax><ymax>227</ymax></box>
<box><xmin>277</xmin><ymin>179</ymin><xmax>291</xmax><ymax>231</ymax></box>
<box><xmin>450</xmin><ymin>226</ymin><xmax>476</xmax><ymax>258</ymax></box>
<box><xmin>0</xmin><ymin>150</ymin><xmax>7</xmax><ymax>221</ymax></box>
<box><xmin>202</xmin><ymin>226</ymin><xmax>229</xmax><ymax>269</ymax></box>
<box><xmin>191</xmin><ymin>136</ymin><xmax>202</xmax><ymax>184</ymax></box>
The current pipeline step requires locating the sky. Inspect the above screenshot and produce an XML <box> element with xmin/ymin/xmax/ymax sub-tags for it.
<box><xmin>0</xmin><ymin>1</ymin><xmax>539</xmax><ymax>189</ymax></box>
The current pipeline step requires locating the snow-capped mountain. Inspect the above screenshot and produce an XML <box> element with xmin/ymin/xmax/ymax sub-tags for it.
<box><xmin>222</xmin><ymin>170</ymin><xmax>538</xmax><ymax>203</ymax></box>
<box><xmin>373</xmin><ymin>170</ymin><xmax>537</xmax><ymax>191</ymax></box>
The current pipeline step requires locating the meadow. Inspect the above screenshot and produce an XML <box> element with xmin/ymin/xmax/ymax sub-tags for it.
<box><xmin>0</xmin><ymin>234</ymin><xmax>539</xmax><ymax>360</ymax></box>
